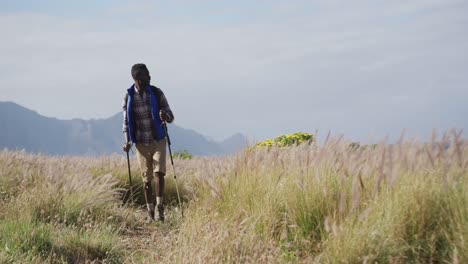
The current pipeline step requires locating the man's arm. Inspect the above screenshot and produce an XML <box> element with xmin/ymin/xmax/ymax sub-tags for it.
<box><xmin>158</xmin><ymin>89</ymin><xmax>175</xmax><ymax>123</ymax></box>
<box><xmin>122</xmin><ymin>93</ymin><xmax>130</xmax><ymax>144</ymax></box>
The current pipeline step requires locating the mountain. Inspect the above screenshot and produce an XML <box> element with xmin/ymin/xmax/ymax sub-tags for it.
<box><xmin>220</xmin><ymin>133</ymin><xmax>249</xmax><ymax>153</ymax></box>
<box><xmin>0</xmin><ymin>101</ymin><xmax>247</xmax><ymax>156</ymax></box>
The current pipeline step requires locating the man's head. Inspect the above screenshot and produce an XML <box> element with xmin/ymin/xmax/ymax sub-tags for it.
<box><xmin>131</xmin><ymin>63</ymin><xmax>151</xmax><ymax>87</ymax></box>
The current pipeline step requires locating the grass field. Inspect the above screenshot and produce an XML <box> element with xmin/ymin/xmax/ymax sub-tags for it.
<box><xmin>0</xmin><ymin>130</ymin><xmax>467</xmax><ymax>263</ymax></box>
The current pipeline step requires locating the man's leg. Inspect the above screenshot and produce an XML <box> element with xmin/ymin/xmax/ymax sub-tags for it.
<box><xmin>153</xmin><ymin>138</ymin><xmax>167</xmax><ymax>221</ymax></box>
<box><xmin>155</xmin><ymin>172</ymin><xmax>165</xmax><ymax>221</ymax></box>
<box><xmin>135</xmin><ymin>144</ymin><xmax>155</xmax><ymax>221</ymax></box>
<box><xmin>155</xmin><ymin>172</ymin><xmax>165</xmax><ymax>204</ymax></box>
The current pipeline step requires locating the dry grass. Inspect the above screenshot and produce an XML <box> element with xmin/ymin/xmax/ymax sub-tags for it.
<box><xmin>0</xmin><ymin>129</ymin><xmax>467</xmax><ymax>263</ymax></box>
<box><xmin>161</xmin><ymin>129</ymin><xmax>467</xmax><ymax>263</ymax></box>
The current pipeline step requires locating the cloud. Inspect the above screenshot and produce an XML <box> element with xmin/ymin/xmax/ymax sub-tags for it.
<box><xmin>0</xmin><ymin>0</ymin><xmax>467</xmax><ymax>141</ymax></box>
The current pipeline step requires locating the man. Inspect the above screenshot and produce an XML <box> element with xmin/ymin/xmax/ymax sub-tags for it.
<box><xmin>122</xmin><ymin>63</ymin><xmax>174</xmax><ymax>222</ymax></box>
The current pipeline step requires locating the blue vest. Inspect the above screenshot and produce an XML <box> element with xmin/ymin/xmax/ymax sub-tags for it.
<box><xmin>126</xmin><ymin>84</ymin><xmax>166</xmax><ymax>143</ymax></box>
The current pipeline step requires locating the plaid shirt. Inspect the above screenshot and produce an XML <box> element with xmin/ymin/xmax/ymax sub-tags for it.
<box><xmin>122</xmin><ymin>86</ymin><xmax>174</xmax><ymax>145</ymax></box>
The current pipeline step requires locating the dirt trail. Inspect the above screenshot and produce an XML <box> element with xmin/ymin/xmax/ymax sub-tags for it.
<box><xmin>120</xmin><ymin>207</ymin><xmax>182</xmax><ymax>263</ymax></box>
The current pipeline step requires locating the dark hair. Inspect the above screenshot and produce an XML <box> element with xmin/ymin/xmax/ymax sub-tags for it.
<box><xmin>131</xmin><ymin>63</ymin><xmax>150</xmax><ymax>80</ymax></box>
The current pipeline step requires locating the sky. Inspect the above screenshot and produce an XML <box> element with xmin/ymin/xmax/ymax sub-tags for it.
<box><xmin>1</xmin><ymin>0</ymin><xmax>467</xmax><ymax>143</ymax></box>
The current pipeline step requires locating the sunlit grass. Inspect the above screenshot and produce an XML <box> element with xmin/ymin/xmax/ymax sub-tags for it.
<box><xmin>0</xmin><ymin>129</ymin><xmax>466</xmax><ymax>263</ymax></box>
<box><xmin>163</xmin><ymin>130</ymin><xmax>467</xmax><ymax>263</ymax></box>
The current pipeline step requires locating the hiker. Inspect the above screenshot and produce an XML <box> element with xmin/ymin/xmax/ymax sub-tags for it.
<box><xmin>122</xmin><ymin>63</ymin><xmax>174</xmax><ymax>222</ymax></box>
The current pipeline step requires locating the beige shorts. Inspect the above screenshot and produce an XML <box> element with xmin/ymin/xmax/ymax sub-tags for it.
<box><xmin>135</xmin><ymin>138</ymin><xmax>167</xmax><ymax>183</ymax></box>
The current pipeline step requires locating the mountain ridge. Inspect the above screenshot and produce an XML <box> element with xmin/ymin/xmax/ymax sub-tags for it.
<box><xmin>0</xmin><ymin>101</ymin><xmax>247</xmax><ymax>156</ymax></box>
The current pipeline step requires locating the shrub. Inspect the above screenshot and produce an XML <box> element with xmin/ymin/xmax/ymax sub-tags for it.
<box><xmin>255</xmin><ymin>132</ymin><xmax>313</xmax><ymax>148</ymax></box>
<box><xmin>173</xmin><ymin>149</ymin><xmax>193</xmax><ymax>160</ymax></box>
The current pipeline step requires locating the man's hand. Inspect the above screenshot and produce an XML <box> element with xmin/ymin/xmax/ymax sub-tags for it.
<box><xmin>159</xmin><ymin>110</ymin><xmax>168</xmax><ymax>122</ymax></box>
<box><xmin>123</xmin><ymin>142</ymin><xmax>131</xmax><ymax>153</ymax></box>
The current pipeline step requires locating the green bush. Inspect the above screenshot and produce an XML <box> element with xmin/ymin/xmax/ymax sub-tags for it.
<box><xmin>173</xmin><ymin>149</ymin><xmax>193</xmax><ymax>160</ymax></box>
<box><xmin>255</xmin><ymin>132</ymin><xmax>313</xmax><ymax>148</ymax></box>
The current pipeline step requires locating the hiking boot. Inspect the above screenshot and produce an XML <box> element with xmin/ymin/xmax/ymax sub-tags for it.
<box><xmin>157</xmin><ymin>204</ymin><xmax>164</xmax><ymax>222</ymax></box>
<box><xmin>146</xmin><ymin>209</ymin><xmax>155</xmax><ymax>223</ymax></box>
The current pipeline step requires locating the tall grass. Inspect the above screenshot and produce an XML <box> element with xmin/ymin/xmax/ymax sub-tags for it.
<box><xmin>1</xmin><ymin>130</ymin><xmax>467</xmax><ymax>263</ymax></box>
<box><xmin>161</xmin><ymin>130</ymin><xmax>467</xmax><ymax>263</ymax></box>
<box><xmin>0</xmin><ymin>151</ymin><xmax>143</xmax><ymax>263</ymax></box>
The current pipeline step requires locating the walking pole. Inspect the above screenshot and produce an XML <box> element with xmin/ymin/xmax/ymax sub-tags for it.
<box><xmin>162</xmin><ymin>122</ymin><xmax>183</xmax><ymax>217</ymax></box>
<box><xmin>126</xmin><ymin>150</ymin><xmax>134</xmax><ymax>204</ymax></box>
